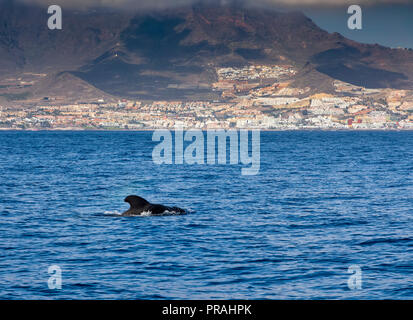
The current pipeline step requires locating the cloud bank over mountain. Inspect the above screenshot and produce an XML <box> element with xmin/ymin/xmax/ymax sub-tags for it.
<box><xmin>16</xmin><ymin>0</ymin><xmax>413</xmax><ymax>10</ymax></box>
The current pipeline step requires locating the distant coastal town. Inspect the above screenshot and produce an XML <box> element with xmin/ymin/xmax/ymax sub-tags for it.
<box><xmin>1</xmin><ymin>65</ymin><xmax>412</xmax><ymax>130</ymax></box>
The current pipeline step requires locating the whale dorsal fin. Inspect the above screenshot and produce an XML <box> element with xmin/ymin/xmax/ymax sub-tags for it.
<box><xmin>124</xmin><ymin>195</ymin><xmax>150</xmax><ymax>209</ymax></box>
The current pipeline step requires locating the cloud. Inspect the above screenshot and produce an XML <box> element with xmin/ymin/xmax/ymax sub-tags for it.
<box><xmin>18</xmin><ymin>0</ymin><xmax>192</xmax><ymax>10</ymax></box>
<box><xmin>265</xmin><ymin>0</ymin><xmax>412</xmax><ymax>5</ymax></box>
<box><xmin>16</xmin><ymin>0</ymin><xmax>413</xmax><ymax>10</ymax></box>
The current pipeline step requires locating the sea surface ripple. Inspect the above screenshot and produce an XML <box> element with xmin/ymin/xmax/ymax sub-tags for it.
<box><xmin>0</xmin><ymin>131</ymin><xmax>412</xmax><ymax>299</ymax></box>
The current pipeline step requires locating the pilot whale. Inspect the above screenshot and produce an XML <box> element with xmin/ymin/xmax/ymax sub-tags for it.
<box><xmin>122</xmin><ymin>195</ymin><xmax>186</xmax><ymax>216</ymax></box>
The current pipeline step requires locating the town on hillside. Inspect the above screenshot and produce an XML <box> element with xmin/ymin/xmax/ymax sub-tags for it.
<box><xmin>1</xmin><ymin>65</ymin><xmax>412</xmax><ymax>130</ymax></box>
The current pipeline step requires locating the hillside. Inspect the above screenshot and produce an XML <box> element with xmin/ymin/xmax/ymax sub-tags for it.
<box><xmin>0</xmin><ymin>1</ymin><xmax>412</xmax><ymax>103</ymax></box>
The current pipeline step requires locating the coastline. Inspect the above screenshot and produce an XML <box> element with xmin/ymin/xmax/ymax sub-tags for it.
<box><xmin>1</xmin><ymin>128</ymin><xmax>413</xmax><ymax>132</ymax></box>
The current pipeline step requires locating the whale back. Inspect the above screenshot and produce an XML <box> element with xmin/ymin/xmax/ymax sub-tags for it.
<box><xmin>124</xmin><ymin>195</ymin><xmax>150</xmax><ymax>209</ymax></box>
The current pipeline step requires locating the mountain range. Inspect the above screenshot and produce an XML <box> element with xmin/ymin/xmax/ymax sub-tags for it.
<box><xmin>1</xmin><ymin>0</ymin><xmax>413</xmax><ymax>104</ymax></box>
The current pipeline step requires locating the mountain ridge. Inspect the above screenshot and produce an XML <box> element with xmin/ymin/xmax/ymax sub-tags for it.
<box><xmin>0</xmin><ymin>1</ymin><xmax>412</xmax><ymax>103</ymax></box>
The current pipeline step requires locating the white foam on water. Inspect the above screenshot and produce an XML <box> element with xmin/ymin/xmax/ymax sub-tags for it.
<box><xmin>104</xmin><ymin>210</ymin><xmax>122</xmax><ymax>216</ymax></box>
<box><xmin>141</xmin><ymin>210</ymin><xmax>188</xmax><ymax>216</ymax></box>
<box><xmin>103</xmin><ymin>209</ymin><xmax>191</xmax><ymax>217</ymax></box>
<box><xmin>140</xmin><ymin>210</ymin><xmax>153</xmax><ymax>216</ymax></box>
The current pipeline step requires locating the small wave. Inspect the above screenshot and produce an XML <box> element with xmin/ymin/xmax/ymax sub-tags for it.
<box><xmin>103</xmin><ymin>210</ymin><xmax>122</xmax><ymax>216</ymax></box>
<box><xmin>359</xmin><ymin>237</ymin><xmax>412</xmax><ymax>246</ymax></box>
<box><xmin>105</xmin><ymin>210</ymin><xmax>189</xmax><ymax>217</ymax></box>
<box><xmin>140</xmin><ymin>210</ymin><xmax>153</xmax><ymax>216</ymax></box>
<box><xmin>143</xmin><ymin>210</ymin><xmax>188</xmax><ymax>217</ymax></box>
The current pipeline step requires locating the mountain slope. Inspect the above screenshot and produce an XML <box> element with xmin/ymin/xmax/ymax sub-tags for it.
<box><xmin>0</xmin><ymin>2</ymin><xmax>412</xmax><ymax>102</ymax></box>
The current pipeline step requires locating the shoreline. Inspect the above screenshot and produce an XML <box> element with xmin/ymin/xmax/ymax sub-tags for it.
<box><xmin>1</xmin><ymin>128</ymin><xmax>413</xmax><ymax>132</ymax></box>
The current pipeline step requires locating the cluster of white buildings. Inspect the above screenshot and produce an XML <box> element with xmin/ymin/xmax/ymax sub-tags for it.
<box><xmin>216</xmin><ymin>65</ymin><xmax>296</xmax><ymax>81</ymax></box>
<box><xmin>1</xmin><ymin>63</ymin><xmax>413</xmax><ymax>130</ymax></box>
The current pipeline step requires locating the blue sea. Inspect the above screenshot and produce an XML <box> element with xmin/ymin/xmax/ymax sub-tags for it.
<box><xmin>0</xmin><ymin>131</ymin><xmax>412</xmax><ymax>299</ymax></box>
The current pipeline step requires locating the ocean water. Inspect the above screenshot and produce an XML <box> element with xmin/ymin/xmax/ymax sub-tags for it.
<box><xmin>0</xmin><ymin>130</ymin><xmax>412</xmax><ymax>300</ymax></box>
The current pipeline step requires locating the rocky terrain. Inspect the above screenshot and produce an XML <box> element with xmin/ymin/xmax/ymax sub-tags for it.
<box><xmin>0</xmin><ymin>1</ymin><xmax>413</xmax><ymax>105</ymax></box>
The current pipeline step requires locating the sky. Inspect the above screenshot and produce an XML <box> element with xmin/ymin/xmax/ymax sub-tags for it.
<box><xmin>301</xmin><ymin>3</ymin><xmax>413</xmax><ymax>49</ymax></box>
<box><xmin>16</xmin><ymin>0</ymin><xmax>413</xmax><ymax>48</ymax></box>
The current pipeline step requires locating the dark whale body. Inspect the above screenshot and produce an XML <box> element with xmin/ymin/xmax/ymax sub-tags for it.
<box><xmin>122</xmin><ymin>195</ymin><xmax>186</xmax><ymax>216</ymax></box>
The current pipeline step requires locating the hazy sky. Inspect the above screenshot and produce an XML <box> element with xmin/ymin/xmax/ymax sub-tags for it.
<box><xmin>17</xmin><ymin>0</ymin><xmax>413</xmax><ymax>48</ymax></box>
<box><xmin>301</xmin><ymin>3</ymin><xmax>413</xmax><ymax>49</ymax></box>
